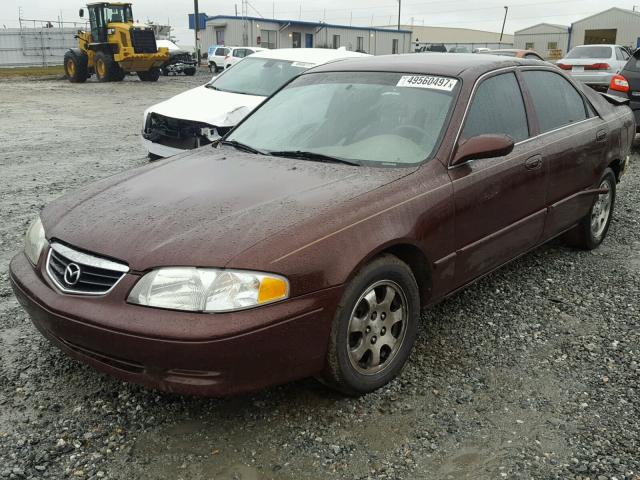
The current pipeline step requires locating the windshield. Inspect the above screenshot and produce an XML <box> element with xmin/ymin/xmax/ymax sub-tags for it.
<box><xmin>207</xmin><ymin>57</ymin><xmax>312</xmax><ymax>96</ymax></box>
<box><xmin>227</xmin><ymin>72</ymin><xmax>459</xmax><ymax>167</ymax></box>
<box><xmin>104</xmin><ymin>5</ymin><xmax>133</xmax><ymax>23</ymax></box>
<box><xmin>566</xmin><ymin>46</ymin><xmax>612</xmax><ymax>59</ymax></box>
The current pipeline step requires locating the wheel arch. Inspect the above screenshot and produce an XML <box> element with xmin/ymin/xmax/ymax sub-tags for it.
<box><xmin>607</xmin><ymin>158</ymin><xmax>622</xmax><ymax>182</ymax></box>
<box><xmin>345</xmin><ymin>240</ymin><xmax>433</xmax><ymax>307</ymax></box>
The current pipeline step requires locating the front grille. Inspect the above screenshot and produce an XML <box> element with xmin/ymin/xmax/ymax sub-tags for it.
<box><xmin>130</xmin><ymin>28</ymin><xmax>157</xmax><ymax>54</ymax></box>
<box><xmin>143</xmin><ymin>113</ymin><xmax>219</xmax><ymax>149</ymax></box>
<box><xmin>46</xmin><ymin>242</ymin><xmax>129</xmax><ymax>295</ymax></box>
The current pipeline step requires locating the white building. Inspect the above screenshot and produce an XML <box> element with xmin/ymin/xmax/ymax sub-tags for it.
<box><xmin>189</xmin><ymin>14</ymin><xmax>412</xmax><ymax>55</ymax></box>
<box><xmin>513</xmin><ymin>23</ymin><xmax>569</xmax><ymax>59</ymax></box>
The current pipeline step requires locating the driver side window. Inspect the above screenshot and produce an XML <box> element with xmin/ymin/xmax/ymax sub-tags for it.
<box><xmin>462</xmin><ymin>72</ymin><xmax>529</xmax><ymax>143</ymax></box>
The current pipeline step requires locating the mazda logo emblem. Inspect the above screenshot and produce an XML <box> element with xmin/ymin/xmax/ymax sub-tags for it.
<box><xmin>63</xmin><ymin>263</ymin><xmax>82</xmax><ymax>286</ymax></box>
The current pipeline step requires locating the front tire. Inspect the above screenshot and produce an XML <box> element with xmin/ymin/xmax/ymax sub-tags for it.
<box><xmin>565</xmin><ymin>168</ymin><xmax>616</xmax><ymax>250</ymax></box>
<box><xmin>185</xmin><ymin>67</ymin><xmax>196</xmax><ymax>76</ymax></box>
<box><xmin>94</xmin><ymin>51</ymin><xmax>118</xmax><ymax>82</ymax></box>
<box><xmin>320</xmin><ymin>254</ymin><xmax>420</xmax><ymax>395</ymax></box>
<box><xmin>64</xmin><ymin>50</ymin><xmax>88</xmax><ymax>83</ymax></box>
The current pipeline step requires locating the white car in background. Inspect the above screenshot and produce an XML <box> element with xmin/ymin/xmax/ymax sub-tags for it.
<box><xmin>142</xmin><ymin>48</ymin><xmax>369</xmax><ymax>159</ymax></box>
<box><xmin>208</xmin><ymin>45</ymin><xmax>233</xmax><ymax>72</ymax></box>
<box><xmin>223</xmin><ymin>46</ymin><xmax>267</xmax><ymax>69</ymax></box>
<box><xmin>556</xmin><ymin>44</ymin><xmax>631</xmax><ymax>90</ymax></box>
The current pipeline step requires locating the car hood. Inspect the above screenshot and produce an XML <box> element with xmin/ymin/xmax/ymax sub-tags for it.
<box><xmin>42</xmin><ymin>148</ymin><xmax>412</xmax><ymax>271</ymax></box>
<box><xmin>146</xmin><ymin>85</ymin><xmax>265</xmax><ymax>127</ymax></box>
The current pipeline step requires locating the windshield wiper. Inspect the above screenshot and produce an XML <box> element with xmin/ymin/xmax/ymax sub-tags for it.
<box><xmin>205</xmin><ymin>84</ymin><xmax>220</xmax><ymax>90</ymax></box>
<box><xmin>220</xmin><ymin>140</ymin><xmax>267</xmax><ymax>155</ymax></box>
<box><xmin>269</xmin><ymin>150</ymin><xmax>360</xmax><ymax>166</ymax></box>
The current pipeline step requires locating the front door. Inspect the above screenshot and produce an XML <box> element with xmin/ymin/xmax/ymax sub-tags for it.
<box><xmin>305</xmin><ymin>33</ymin><xmax>313</xmax><ymax>48</ymax></box>
<box><xmin>89</xmin><ymin>7</ymin><xmax>107</xmax><ymax>43</ymax></box>
<box><xmin>292</xmin><ymin>32</ymin><xmax>301</xmax><ymax>48</ymax></box>
<box><xmin>449</xmin><ymin>71</ymin><xmax>548</xmax><ymax>285</ymax></box>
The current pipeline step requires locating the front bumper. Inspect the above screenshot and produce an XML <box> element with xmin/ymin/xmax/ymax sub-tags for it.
<box><xmin>164</xmin><ymin>61</ymin><xmax>197</xmax><ymax>74</ymax></box>
<box><xmin>142</xmin><ymin>137</ymin><xmax>186</xmax><ymax>158</ymax></box>
<box><xmin>10</xmin><ymin>251</ymin><xmax>341</xmax><ymax>396</ymax></box>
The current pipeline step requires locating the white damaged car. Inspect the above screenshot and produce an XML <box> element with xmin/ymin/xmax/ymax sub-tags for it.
<box><xmin>142</xmin><ymin>48</ymin><xmax>369</xmax><ymax>159</ymax></box>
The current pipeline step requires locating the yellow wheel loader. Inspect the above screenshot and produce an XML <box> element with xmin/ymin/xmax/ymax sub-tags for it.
<box><xmin>64</xmin><ymin>2</ymin><xmax>169</xmax><ymax>83</ymax></box>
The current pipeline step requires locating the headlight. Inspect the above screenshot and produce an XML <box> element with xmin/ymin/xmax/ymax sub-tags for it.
<box><xmin>24</xmin><ymin>216</ymin><xmax>46</xmax><ymax>266</ymax></box>
<box><xmin>127</xmin><ymin>268</ymin><xmax>289</xmax><ymax>313</ymax></box>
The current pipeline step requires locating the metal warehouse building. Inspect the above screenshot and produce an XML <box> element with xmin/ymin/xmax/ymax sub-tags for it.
<box><xmin>515</xmin><ymin>8</ymin><xmax>640</xmax><ymax>59</ymax></box>
<box><xmin>189</xmin><ymin>14</ymin><xmax>412</xmax><ymax>55</ymax></box>
<box><xmin>569</xmin><ymin>7</ymin><xmax>640</xmax><ymax>49</ymax></box>
<box><xmin>513</xmin><ymin>23</ymin><xmax>569</xmax><ymax>59</ymax></box>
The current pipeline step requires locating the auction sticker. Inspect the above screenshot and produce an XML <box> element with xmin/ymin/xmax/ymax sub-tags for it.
<box><xmin>396</xmin><ymin>75</ymin><xmax>458</xmax><ymax>91</ymax></box>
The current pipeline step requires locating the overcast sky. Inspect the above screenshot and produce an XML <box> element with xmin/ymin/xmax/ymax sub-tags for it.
<box><xmin>3</xmin><ymin>0</ymin><xmax>638</xmax><ymax>46</ymax></box>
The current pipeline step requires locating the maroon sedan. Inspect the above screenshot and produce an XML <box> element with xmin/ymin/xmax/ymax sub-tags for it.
<box><xmin>10</xmin><ymin>54</ymin><xmax>634</xmax><ymax>396</ymax></box>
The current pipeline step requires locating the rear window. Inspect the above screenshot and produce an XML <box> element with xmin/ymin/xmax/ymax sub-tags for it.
<box><xmin>566</xmin><ymin>46</ymin><xmax>612</xmax><ymax>59</ymax></box>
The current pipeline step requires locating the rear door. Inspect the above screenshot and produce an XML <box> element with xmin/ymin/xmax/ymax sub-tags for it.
<box><xmin>449</xmin><ymin>70</ymin><xmax>548</xmax><ymax>284</ymax></box>
<box><xmin>520</xmin><ymin>69</ymin><xmax>606</xmax><ymax>238</ymax></box>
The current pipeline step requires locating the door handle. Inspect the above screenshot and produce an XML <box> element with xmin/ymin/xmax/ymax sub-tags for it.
<box><xmin>525</xmin><ymin>155</ymin><xmax>543</xmax><ymax>170</ymax></box>
<box><xmin>596</xmin><ymin>130</ymin><xmax>607</xmax><ymax>142</ymax></box>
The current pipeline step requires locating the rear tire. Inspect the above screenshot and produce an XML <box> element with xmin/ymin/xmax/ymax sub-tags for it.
<box><xmin>209</xmin><ymin>62</ymin><xmax>217</xmax><ymax>72</ymax></box>
<box><xmin>319</xmin><ymin>254</ymin><xmax>420</xmax><ymax>396</ymax></box>
<box><xmin>64</xmin><ymin>50</ymin><xmax>88</xmax><ymax>83</ymax></box>
<box><xmin>564</xmin><ymin>168</ymin><xmax>616</xmax><ymax>250</ymax></box>
<box><xmin>94</xmin><ymin>51</ymin><xmax>118</xmax><ymax>82</ymax></box>
<box><xmin>138</xmin><ymin>68</ymin><xmax>161</xmax><ymax>82</ymax></box>
<box><xmin>185</xmin><ymin>67</ymin><xmax>196</xmax><ymax>76</ymax></box>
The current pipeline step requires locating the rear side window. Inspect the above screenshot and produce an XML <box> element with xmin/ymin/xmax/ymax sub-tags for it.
<box><xmin>462</xmin><ymin>72</ymin><xmax>529</xmax><ymax>143</ymax></box>
<box><xmin>215</xmin><ymin>47</ymin><xmax>226</xmax><ymax>56</ymax></box>
<box><xmin>522</xmin><ymin>71</ymin><xmax>588</xmax><ymax>133</ymax></box>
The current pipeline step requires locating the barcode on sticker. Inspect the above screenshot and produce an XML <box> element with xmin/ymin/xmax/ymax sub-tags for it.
<box><xmin>396</xmin><ymin>75</ymin><xmax>458</xmax><ymax>91</ymax></box>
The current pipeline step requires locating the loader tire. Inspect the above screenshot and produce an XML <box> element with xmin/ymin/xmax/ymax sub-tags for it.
<box><xmin>95</xmin><ymin>51</ymin><xmax>117</xmax><ymax>82</ymax></box>
<box><xmin>138</xmin><ymin>68</ymin><xmax>160</xmax><ymax>82</ymax></box>
<box><xmin>64</xmin><ymin>50</ymin><xmax>88</xmax><ymax>83</ymax></box>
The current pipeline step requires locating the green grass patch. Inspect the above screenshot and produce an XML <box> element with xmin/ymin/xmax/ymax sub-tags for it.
<box><xmin>0</xmin><ymin>65</ymin><xmax>65</xmax><ymax>78</ymax></box>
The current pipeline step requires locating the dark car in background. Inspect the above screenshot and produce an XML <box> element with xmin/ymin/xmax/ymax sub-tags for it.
<box><xmin>417</xmin><ymin>44</ymin><xmax>447</xmax><ymax>53</ymax></box>
<box><xmin>607</xmin><ymin>49</ymin><xmax>640</xmax><ymax>130</ymax></box>
<box><xmin>157</xmin><ymin>40</ymin><xmax>196</xmax><ymax>76</ymax></box>
<box><xmin>10</xmin><ymin>54</ymin><xmax>634</xmax><ymax>397</ymax></box>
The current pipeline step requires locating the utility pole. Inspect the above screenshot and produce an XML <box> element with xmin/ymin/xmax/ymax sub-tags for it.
<box><xmin>193</xmin><ymin>0</ymin><xmax>200</xmax><ymax>65</ymax></box>
<box><xmin>397</xmin><ymin>0</ymin><xmax>401</xmax><ymax>30</ymax></box>
<box><xmin>499</xmin><ymin>6</ymin><xmax>508</xmax><ymax>43</ymax></box>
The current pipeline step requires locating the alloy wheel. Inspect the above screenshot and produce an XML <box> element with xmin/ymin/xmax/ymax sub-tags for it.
<box><xmin>591</xmin><ymin>180</ymin><xmax>612</xmax><ymax>240</ymax></box>
<box><xmin>347</xmin><ymin>280</ymin><xmax>408</xmax><ymax>375</ymax></box>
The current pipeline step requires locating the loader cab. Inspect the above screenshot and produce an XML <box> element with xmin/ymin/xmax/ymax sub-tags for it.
<box><xmin>82</xmin><ymin>2</ymin><xmax>133</xmax><ymax>43</ymax></box>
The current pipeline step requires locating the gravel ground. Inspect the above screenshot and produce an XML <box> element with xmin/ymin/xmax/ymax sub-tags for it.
<box><xmin>1</xmin><ymin>69</ymin><xmax>639</xmax><ymax>480</ymax></box>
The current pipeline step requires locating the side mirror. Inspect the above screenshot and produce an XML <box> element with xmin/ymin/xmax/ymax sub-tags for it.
<box><xmin>79</xmin><ymin>8</ymin><xmax>84</xmax><ymax>18</ymax></box>
<box><xmin>451</xmin><ymin>134</ymin><xmax>515</xmax><ymax>167</ymax></box>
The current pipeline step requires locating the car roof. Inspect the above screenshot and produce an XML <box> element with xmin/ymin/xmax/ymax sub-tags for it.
<box><xmin>308</xmin><ymin>52</ymin><xmax>541</xmax><ymax>78</ymax></box>
<box><xmin>249</xmin><ymin>47</ymin><xmax>370</xmax><ymax>64</ymax></box>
